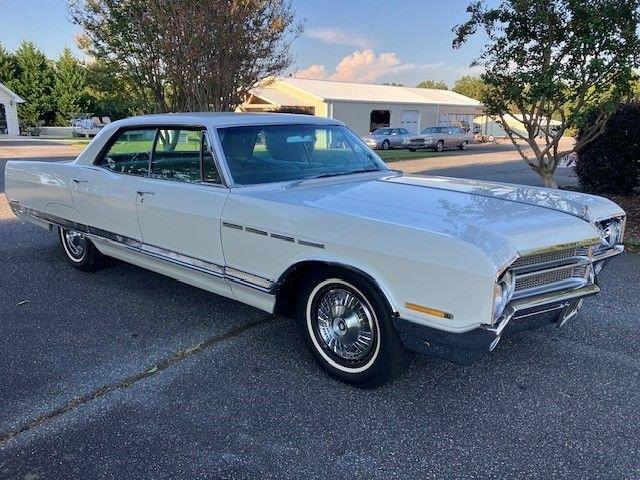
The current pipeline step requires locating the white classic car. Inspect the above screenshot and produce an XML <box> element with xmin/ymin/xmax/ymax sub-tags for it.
<box><xmin>5</xmin><ymin>113</ymin><xmax>626</xmax><ymax>386</ymax></box>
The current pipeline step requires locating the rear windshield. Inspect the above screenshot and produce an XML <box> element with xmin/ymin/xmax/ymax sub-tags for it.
<box><xmin>217</xmin><ymin>124</ymin><xmax>387</xmax><ymax>185</ymax></box>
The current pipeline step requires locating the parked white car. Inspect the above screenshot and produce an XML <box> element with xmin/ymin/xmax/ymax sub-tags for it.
<box><xmin>5</xmin><ymin>113</ymin><xmax>626</xmax><ymax>386</ymax></box>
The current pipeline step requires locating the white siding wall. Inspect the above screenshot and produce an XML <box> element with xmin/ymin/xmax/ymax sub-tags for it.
<box><xmin>329</xmin><ymin>101</ymin><xmax>440</xmax><ymax>136</ymax></box>
<box><xmin>0</xmin><ymin>90</ymin><xmax>20</xmax><ymax>135</ymax></box>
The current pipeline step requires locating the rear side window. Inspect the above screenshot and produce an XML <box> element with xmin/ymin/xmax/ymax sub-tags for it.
<box><xmin>151</xmin><ymin>129</ymin><xmax>202</xmax><ymax>183</ymax></box>
<box><xmin>98</xmin><ymin>129</ymin><xmax>155</xmax><ymax>176</ymax></box>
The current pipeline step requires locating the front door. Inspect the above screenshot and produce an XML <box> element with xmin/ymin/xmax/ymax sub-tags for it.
<box><xmin>135</xmin><ymin>128</ymin><xmax>230</xmax><ymax>292</ymax></box>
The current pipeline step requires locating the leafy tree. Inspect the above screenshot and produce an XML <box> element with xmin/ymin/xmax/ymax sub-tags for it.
<box><xmin>83</xmin><ymin>59</ymin><xmax>144</xmax><ymax>120</ymax></box>
<box><xmin>575</xmin><ymin>102</ymin><xmax>640</xmax><ymax>194</ymax></box>
<box><xmin>53</xmin><ymin>47</ymin><xmax>87</xmax><ymax>126</ymax></box>
<box><xmin>454</xmin><ymin>0</ymin><xmax>640</xmax><ymax>188</ymax></box>
<box><xmin>416</xmin><ymin>80</ymin><xmax>448</xmax><ymax>90</ymax></box>
<box><xmin>0</xmin><ymin>43</ymin><xmax>17</xmax><ymax>86</ymax></box>
<box><xmin>452</xmin><ymin>75</ymin><xmax>485</xmax><ymax>100</ymax></box>
<box><xmin>11</xmin><ymin>41</ymin><xmax>54</xmax><ymax>126</ymax></box>
<box><xmin>69</xmin><ymin>0</ymin><xmax>303</xmax><ymax>113</ymax></box>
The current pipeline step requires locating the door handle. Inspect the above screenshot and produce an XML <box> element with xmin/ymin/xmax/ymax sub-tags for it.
<box><xmin>72</xmin><ymin>178</ymin><xmax>88</xmax><ymax>184</ymax></box>
<box><xmin>136</xmin><ymin>191</ymin><xmax>155</xmax><ymax>196</ymax></box>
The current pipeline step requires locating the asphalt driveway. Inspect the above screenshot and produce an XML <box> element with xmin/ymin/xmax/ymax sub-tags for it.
<box><xmin>1</xmin><ymin>147</ymin><xmax>639</xmax><ymax>479</ymax></box>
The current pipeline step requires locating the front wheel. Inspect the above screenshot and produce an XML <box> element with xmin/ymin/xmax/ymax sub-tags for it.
<box><xmin>381</xmin><ymin>140</ymin><xmax>390</xmax><ymax>150</ymax></box>
<box><xmin>297</xmin><ymin>270</ymin><xmax>406</xmax><ymax>387</ymax></box>
<box><xmin>59</xmin><ymin>227</ymin><xmax>103</xmax><ymax>271</ymax></box>
<box><xmin>435</xmin><ymin>140</ymin><xmax>444</xmax><ymax>152</ymax></box>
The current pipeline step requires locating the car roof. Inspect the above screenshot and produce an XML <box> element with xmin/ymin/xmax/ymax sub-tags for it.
<box><xmin>110</xmin><ymin>112</ymin><xmax>344</xmax><ymax>129</ymax></box>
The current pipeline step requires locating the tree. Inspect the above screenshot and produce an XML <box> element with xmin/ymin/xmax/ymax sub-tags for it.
<box><xmin>383</xmin><ymin>82</ymin><xmax>404</xmax><ymax>86</ymax></box>
<box><xmin>0</xmin><ymin>43</ymin><xmax>17</xmax><ymax>86</ymax></box>
<box><xmin>575</xmin><ymin>102</ymin><xmax>640</xmax><ymax>194</ymax></box>
<box><xmin>416</xmin><ymin>80</ymin><xmax>448</xmax><ymax>90</ymax></box>
<box><xmin>83</xmin><ymin>59</ymin><xmax>144</xmax><ymax>120</ymax></box>
<box><xmin>453</xmin><ymin>0</ymin><xmax>640</xmax><ymax>188</ymax></box>
<box><xmin>11</xmin><ymin>41</ymin><xmax>54</xmax><ymax>127</ymax></box>
<box><xmin>452</xmin><ymin>75</ymin><xmax>485</xmax><ymax>100</ymax></box>
<box><xmin>53</xmin><ymin>48</ymin><xmax>87</xmax><ymax>125</ymax></box>
<box><xmin>69</xmin><ymin>0</ymin><xmax>303</xmax><ymax>113</ymax></box>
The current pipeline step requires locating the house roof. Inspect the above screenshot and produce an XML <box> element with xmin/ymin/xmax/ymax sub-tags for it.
<box><xmin>0</xmin><ymin>82</ymin><xmax>24</xmax><ymax>103</ymax></box>
<box><xmin>249</xmin><ymin>87</ymin><xmax>307</xmax><ymax>107</ymax></box>
<box><xmin>258</xmin><ymin>77</ymin><xmax>481</xmax><ymax>107</ymax></box>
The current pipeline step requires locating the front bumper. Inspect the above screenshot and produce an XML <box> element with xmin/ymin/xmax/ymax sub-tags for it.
<box><xmin>394</xmin><ymin>283</ymin><xmax>600</xmax><ymax>365</ymax></box>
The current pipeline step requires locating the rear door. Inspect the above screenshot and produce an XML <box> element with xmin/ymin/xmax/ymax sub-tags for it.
<box><xmin>134</xmin><ymin>127</ymin><xmax>231</xmax><ymax>293</ymax></box>
<box><xmin>71</xmin><ymin>128</ymin><xmax>154</xmax><ymax>241</ymax></box>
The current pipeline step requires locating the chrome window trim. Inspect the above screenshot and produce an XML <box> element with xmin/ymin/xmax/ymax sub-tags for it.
<box><xmin>206</xmin><ymin>128</ymin><xmax>234</xmax><ymax>188</ymax></box>
<box><xmin>91</xmin><ymin>124</ymin><xmax>229</xmax><ymax>188</ymax></box>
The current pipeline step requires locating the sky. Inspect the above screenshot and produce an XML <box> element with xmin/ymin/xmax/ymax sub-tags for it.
<box><xmin>0</xmin><ymin>0</ymin><xmax>490</xmax><ymax>87</ymax></box>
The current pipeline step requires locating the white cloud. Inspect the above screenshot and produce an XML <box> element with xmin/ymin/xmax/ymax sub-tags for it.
<box><xmin>306</xmin><ymin>27</ymin><xmax>373</xmax><ymax>49</ymax></box>
<box><xmin>293</xmin><ymin>50</ymin><xmax>484</xmax><ymax>85</ymax></box>
<box><xmin>293</xmin><ymin>64</ymin><xmax>328</xmax><ymax>80</ymax></box>
<box><xmin>330</xmin><ymin>50</ymin><xmax>404</xmax><ymax>82</ymax></box>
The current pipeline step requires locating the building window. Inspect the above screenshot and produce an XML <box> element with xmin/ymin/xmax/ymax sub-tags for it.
<box><xmin>370</xmin><ymin>110</ymin><xmax>390</xmax><ymax>132</ymax></box>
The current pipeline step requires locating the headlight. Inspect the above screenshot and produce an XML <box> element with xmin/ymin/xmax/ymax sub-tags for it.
<box><xmin>493</xmin><ymin>271</ymin><xmax>515</xmax><ymax>321</ymax></box>
<box><xmin>597</xmin><ymin>217</ymin><xmax>624</xmax><ymax>249</ymax></box>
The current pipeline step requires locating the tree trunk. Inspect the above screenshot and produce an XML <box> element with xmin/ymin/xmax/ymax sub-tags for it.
<box><xmin>540</xmin><ymin>169</ymin><xmax>558</xmax><ymax>188</ymax></box>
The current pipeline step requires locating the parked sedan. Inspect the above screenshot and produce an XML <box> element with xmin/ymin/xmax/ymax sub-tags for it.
<box><xmin>5</xmin><ymin>113</ymin><xmax>626</xmax><ymax>387</ymax></box>
<box><xmin>405</xmin><ymin>126</ymin><xmax>470</xmax><ymax>152</ymax></box>
<box><xmin>361</xmin><ymin>127</ymin><xmax>412</xmax><ymax>150</ymax></box>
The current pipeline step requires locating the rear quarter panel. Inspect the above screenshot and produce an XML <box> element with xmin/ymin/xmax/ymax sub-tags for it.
<box><xmin>5</xmin><ymin>160</ymin><xmax>86</xmax><ymax>224</ymax></box>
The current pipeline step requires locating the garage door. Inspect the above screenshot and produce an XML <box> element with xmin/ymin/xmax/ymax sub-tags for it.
<box><xmin>400</xmin><ymin>111</ymin><xmax>420</xmax><ymax>134</ymax></box>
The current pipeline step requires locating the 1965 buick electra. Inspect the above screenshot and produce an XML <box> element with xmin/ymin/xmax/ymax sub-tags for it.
<box><xmin>5</xmin><ymin>113</ymin><xmax>626</xmax><ymax>386</ymax></box>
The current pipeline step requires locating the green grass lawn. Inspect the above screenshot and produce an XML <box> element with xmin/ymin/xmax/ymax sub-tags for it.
<box><xmin>376</xmin><ymin>149</ymin><xmax>439</xmax><ymax>162</ymax></box>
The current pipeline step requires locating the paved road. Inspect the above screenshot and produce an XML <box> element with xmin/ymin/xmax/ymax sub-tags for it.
<box><xmin>1</xmin><ymin>147</ymin><xmax>639</xmax><ymax>479</ymax></box>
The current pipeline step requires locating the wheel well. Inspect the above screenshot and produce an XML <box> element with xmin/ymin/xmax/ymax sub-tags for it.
<box><xmin>273</xmin><ymin>261</ymin><xmax>395</xmax><ymax>319</ymax></box>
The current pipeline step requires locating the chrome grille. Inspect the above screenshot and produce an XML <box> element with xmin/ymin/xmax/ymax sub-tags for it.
<box><xmin>512</xmin><ymin>247</ymin><xmax>589</xmax><ymax>269</ymax></box>
<box><xmin>515</xmin><ymin>265</ymin><xmax>588</xmax><ymax>292</ymax></box>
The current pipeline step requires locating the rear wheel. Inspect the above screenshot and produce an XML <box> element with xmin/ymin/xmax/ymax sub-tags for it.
<box><xmin>59</xmin><ymin>227</ymin><xmax>103</xmax><ymax>271</ymax></box>
<box><xmin>297</xmin><ymin>269</ymin><xmax>406</xmax><ymax>387</ymax></box>
<box><xmin>459</xmin><ymin>141</ymin><xmax>468</xmax><ymax>150</ymax></box>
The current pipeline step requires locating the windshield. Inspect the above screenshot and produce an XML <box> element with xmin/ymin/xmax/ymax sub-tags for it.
<box><xmin>217</xmin><ymin>124</ymin><xmax>388</xmax><ymax>185</ymax></box>
<box><xmin>373</xmin><ymin>128</ymin><xmax>392</xmax><ymax>135</ymax></box>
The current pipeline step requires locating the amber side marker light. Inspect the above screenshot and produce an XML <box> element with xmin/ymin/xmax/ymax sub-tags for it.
<box><xmin>405</xmin><ymin>302</ymin><xmax>454</xmax><ymax>320</ymax></box>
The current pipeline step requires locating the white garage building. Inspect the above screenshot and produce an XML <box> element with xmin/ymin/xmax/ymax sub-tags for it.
<box><xmin>0</xmin><ymin>82</ymin><xmax>23</xmax><ymax>135</ymax></box>
<box><xmin>239</xmin><ymin>77</ymin><xmax>482</xmax><ymax>136</ymax></box>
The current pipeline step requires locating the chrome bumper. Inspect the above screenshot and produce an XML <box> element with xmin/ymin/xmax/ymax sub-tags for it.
<box><xmin>484</xmin><ymin>283</ymin><xmax>600</xmax><ymax>337</ymax></box>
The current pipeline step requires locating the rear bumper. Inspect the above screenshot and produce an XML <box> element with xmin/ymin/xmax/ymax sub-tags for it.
<box><xmin>394</xmin><ymin>283</ymin><xmax>600</xmax><ymax>365</ymax></box>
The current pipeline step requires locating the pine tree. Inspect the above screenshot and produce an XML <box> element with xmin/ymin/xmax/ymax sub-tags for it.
<box><xmin>0</xmin><ymin>43</ymin><xmax>17</xmax><ymax>86</ymax></box>
<box><xmin>11</xmin><ymin>41</ymin><xmax>54</xmax><ymax>126</ymax></box>
<box><xmin>53</xmin><ymin>48</ymin><xmax>86</xmax><ymax>126</ymax></box>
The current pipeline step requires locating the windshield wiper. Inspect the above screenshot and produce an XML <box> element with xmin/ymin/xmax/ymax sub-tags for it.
<box><xmin>286</xmin><ymin>168</ymin><xmax>382</xmax><ymax>189</ymax></box>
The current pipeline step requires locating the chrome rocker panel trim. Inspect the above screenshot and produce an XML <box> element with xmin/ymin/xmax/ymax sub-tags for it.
<box><xmin>9</xmin><ymin>200</ymin><xmax>276</xmax><ymax>293</ymax></box>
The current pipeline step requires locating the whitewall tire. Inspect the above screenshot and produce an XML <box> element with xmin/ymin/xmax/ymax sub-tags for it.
<box><xmin>59</xmin><ymin>227</ymin><xmax>103</xmax><ymax>271</ymax></box>
<box><xmin>297</xmin><ymin>269</ymin><xmax>406</xmax><ymax>387</ymax></box>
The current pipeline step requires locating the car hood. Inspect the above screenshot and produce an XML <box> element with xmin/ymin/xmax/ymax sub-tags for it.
<box><xmin>272</xmin><ymin>173</ymin><xmax>625</xmax><ymax>267</ymax></box>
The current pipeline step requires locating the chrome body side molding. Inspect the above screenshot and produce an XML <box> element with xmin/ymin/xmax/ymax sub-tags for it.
<box><xmin>9</xmin><ymin>200</ymin><xmax>275</xmax><ymax>293</ymax></box>
<box><xmin>222</xmin><ymin>220</ymin><xmax>325</xmax><ymax>249</ymax></box>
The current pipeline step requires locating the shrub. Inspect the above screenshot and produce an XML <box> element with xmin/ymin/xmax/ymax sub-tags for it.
<box><xmin>576</xmin><ymin>102</ymin><xmax>640</xmax><ymax>194</ymax></box>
